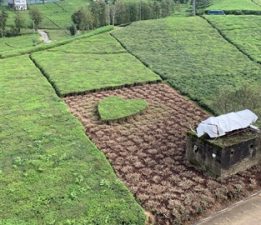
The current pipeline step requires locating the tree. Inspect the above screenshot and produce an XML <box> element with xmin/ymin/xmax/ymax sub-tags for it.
<box><xmin>15</xmin><ymin>12</ymin><xmax>25</xmax><ymax>34</ymax></box>
<box><xmin>192</xmin><ymin>0</ymin><xmax>196</xmax><ymax>16</ymax></box>
<box><xmin>114</xmin><ymin>0</ymin><xmax>129</xmax><ymax>25</ymax></box>
<box><xmin>161</xmin><ymin>0</ymin><xmax>174</xmax><ymax>17</ymax></box>
<box><xmin>72</xmin><ymin>7</ymin><xmax>94</xmax><ymax>30</ymax></box>
<box><xmin>89</xmin><ymin>0</ymin><xmax>110</xmax><ymax>27</ymax></box>
<box><xmin>192</xmin><ymin>0</ymin><xmax>212</xmax><ymax>15</ymax></box>
<box><xmin>110</xmin><ymin>4</ymin><xmax>116</xmax><ymax>25</ymax></box>
<box><xmin>129</xmin><ymin>2</ymin><xmax>139</xmax><ymax>22</ymax></box>
<box><xmin>68</xmin><ymin>24</ymin><xmax>77</xmax><ymax>36</ymax></box>
<box><xmin>0</xmin><ymin>10</ymin><xmax>8</xmax><ymax>37</ymax></box>
<box><xmin>29</xmin><ymin>7</ymin><xmax>43</xmax><ymax>31</ymax></box>
<box><xmin>152</xmin><ymin>1</ymin><xmax>162</xmax><ymax>19</ymax></box>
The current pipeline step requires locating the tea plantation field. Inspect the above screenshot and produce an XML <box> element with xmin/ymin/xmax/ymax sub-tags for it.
<box><xmin>49</xmin><ymin>33</ymin><xmax>127</xmax><ymax>54</ymax></box>
<box><xmin>5</xmin><ymin>0</ymin><xmax>88</xmax><ymax>29</ymax></box>
<box><xmin>112</xmin><ymin>16</ymin><xmax>261</xmax><ymax>115</ymax></box>
<box><xmin>0</xmin><ymin>33</ymin><xmax>41</xmax><ymax>56</ymax></box>
<box><xmin>0</xmin><ymin>56</ymin><xmax>145</xmax><ymax>224</ymax></box>
<box><xmin>0</xmin><ymin>26</ymin><xmax>113</xmax><ymax>58</ymax></box>
<box><xmin>207</xmin><ymin>0</ymin><xmax>261</xmax><ymax>11</ymax></box>
<box><xmin>113</xmin><ymin>17</ymin><xmax>261</xmax><ymax>106</ymax></box>
<box><xmin>0</xmin><ymin>3</ymin><xmax>261</xmax><ymax>224</ymax></box>
<box><xmin>31</xmin><ymin>32</ymin><xmax>161</xmax><ymax>96</ymax></box>
<box><xmin>205</xmin><ymin>15</ymin><xmax>261</xmax><ymax>63</ymax></box>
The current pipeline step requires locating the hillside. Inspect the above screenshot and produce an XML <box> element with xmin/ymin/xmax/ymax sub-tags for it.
<box><xmin>207</xmin><ymin>0</ymin><xmax>261</xmax><ymax>13</ymax></box>
<box><xmin>2</xmin><ymin>0</ymin><xmax>87</xmax><ymax>29</ymax></box>
<box><xmin>112</xmin><ymin>16</ymin><xmax>261</xmax><ymax>122</ymax></box>
<box><xmin>0</xmin><ymin>1</ymin><xmax>260</xmax><ymax>225</ymax></box>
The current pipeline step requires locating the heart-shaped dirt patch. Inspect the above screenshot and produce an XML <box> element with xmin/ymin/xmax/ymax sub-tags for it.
<box><xmin>98</xmin><ymin>96</ymin><xmax>148</xmax><ymax>121</ymax></box>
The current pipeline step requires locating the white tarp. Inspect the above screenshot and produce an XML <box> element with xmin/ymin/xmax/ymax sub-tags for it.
<box><xmin>196</xmin><ymin>109</ymin><xmax>258</xmax><ymax>138</ymax></box>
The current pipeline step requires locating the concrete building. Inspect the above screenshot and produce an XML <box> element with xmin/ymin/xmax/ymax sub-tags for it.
<box><xmin>8</xmin><ymin>0</ymin><xmax>27</xmax><ymax>10</ymax></box>
<box><xmin>5</xmin><ymin>0</ymin><xmax>58</xmax><ymax>10</ymax></box>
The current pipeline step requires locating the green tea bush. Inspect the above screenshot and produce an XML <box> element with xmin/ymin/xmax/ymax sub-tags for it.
<box><xmin>0</xmin><ymin>55</ymin><xmax>146</xmax><ymax>224</ymax></box>
<box><xmin>205</xmin><ymin>15</ymin><xmax>261</xmax><ymax>63</ymax></box>
<box><xmin>113</xmin><ymin>16</ymin><xmax>261</xmax><ymax>115</ymax></box>
<box><xmin>206</xmin><ymin>0</ymin><xmax>261</xmax><ymax>14</ymax></box>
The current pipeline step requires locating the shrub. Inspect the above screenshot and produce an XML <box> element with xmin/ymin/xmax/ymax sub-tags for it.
<box><xmin>68</xmin><ymin>24</ymin><xmax>77</xmax><ymax>36</ymax></box>
<box><xmin>211</xmin><ymin>85</ymin><xmax>261</xmax><ymax>125</ymax></box>
<box><xmin>29</xmin><ymin>7</ymin><xmax>43</xmax><ymax>31</ymax></box>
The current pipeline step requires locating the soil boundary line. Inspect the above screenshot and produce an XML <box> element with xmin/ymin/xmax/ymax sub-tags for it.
<box><xmin>202</xmin><ymin>16</ymin><xmax>261</xmax><ymax>66</ymax></box>
<box><xmin>61</xmin><ymin>80</ymin><xmax>162</xmax><ymax>97</ymax></box>
<box><xmin>29</xmin><ymin>54</ymin><xmax>61</xmax><ymax>97</ymax></box>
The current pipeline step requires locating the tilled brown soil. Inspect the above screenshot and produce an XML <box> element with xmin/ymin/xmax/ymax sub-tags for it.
<box><xmin>64</xmin><ymin>83</ymin><xmax>261</xmax><ymax>225</ymax></box>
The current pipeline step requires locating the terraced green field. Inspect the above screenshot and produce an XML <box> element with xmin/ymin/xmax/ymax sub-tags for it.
<box><xmin>31</xmin><ymin>32</ymin><xmax>161</xmax><ymax>96</ymax></box>
<box><xmin>112</xmin><ymin>16</ymin><xmax>261</xmax><ymax>115</ymax></box>
<box><xmin>0</xmin><ymin>33</ymin><xmax>41</xmax><ymax>55</ymax></box>
<box><xmin>0</xmin><ymin>56</ymin><xmax>145</xmax><ymax>225</ymax></box>
<box><xmin>207</xmin><ymin>0</ymin><xmax>261</xmax><ymax>11</ymax></box>
<box><xmin>5</xmin><ymin>0</ymin><xmax>87</xmax><ymax>29</ymax></box>
<box><xmin>0</xmin><ymin>26</ymin><xmax>113</xmax><ymax>59</ymax></box>
<box><xmin>205</xmin><ymin>15</ymin><xmax>261</xmax><ymax>63</ymax></box>
<box><xmin>49</xmin><ymin>33</ymin><xmax>127</xmax><ymax>54</ymax></box>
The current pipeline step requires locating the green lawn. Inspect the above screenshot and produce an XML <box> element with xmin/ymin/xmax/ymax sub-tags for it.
<box><xmin>98</xmin><ymin>96</ymin><xmax>148</xmax><ymax>121</ymax></box>
<box><xmin>207</xmin><ymin>0</ymin><xmax>261</xmax><ymax>11</ymax></box>
<box><xmin>31</xmin><ymin>32</ymin><xmax>161</xmax><ymax>96</ymax></box>
<box><xmin>112</xmin><ymin>16</ymin><xmax>261</xmax><ymax>116</ymax></box>
<box><xmin>205</xmin><ymin>15</ymin><xmax>261</xmax><ymax>63</ymax></box>
<box><xmin>0</xmin><ymin>33</ymin><xmax>41</xmax><ymax>55</ymax></box>
<box><xmin>0</xmin><ymin>55</ymin><xmax>145</xmax><ymax>225</ymax></box>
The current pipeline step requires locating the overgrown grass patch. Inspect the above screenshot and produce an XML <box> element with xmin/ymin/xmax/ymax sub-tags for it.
<box><xmin>112</xmin><ymin>16</ymin><xmax>261</xmax><ymax>115</ymax></box>
<box><xmin>31</xmin><ymin>32</ymin><xmax>161</xmax><ymax>95</ymax></box>
<box><xmin>0</xmin><ymin>55</ymin><xmax>145</xmax><ymax>224</ymax></box>
<box><xmin>205</xmin><ymin>15</ymin><xmax>261</xmax><ymax>63</ymax></box>
<box><xmin>98</xmin><ymin>96</ymin><xmax>148</xmax><ymax>121</ymax></box>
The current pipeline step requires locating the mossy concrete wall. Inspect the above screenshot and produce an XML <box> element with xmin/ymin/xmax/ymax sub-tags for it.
<box><xmin>186</xmin><ymin>131</ymin><xmax>261</xmax><ymax>178</ymax></box>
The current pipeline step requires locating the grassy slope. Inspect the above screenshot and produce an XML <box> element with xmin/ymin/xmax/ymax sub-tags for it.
<box><xmin>5</xmin><ymin>0</ymin><xmax>87</xmax><ymax>29</ymax></box>
<box><xmin>49</xmin><ymin>33</ymin><xmax>127</xmax><ymax>54</ymax></box>
<box><xmin>205</xmin><ymin>15</ymin><xmax>261</xmax><ymax>63</ymax></box>
<box><xmin>31</xmin><ymin>32</ymin><xmax>161</xmax><ymax>96</ymax></box>
<box><xmin>0</xmin><ymin>56</ymin><xmax>145</xmax><ymax>225</ymax></box>
<box><xmin>0</xmin><ymin>26</ymin><xmax>113</xmax><ymax>59</ymax></box>
<box><xmin>0</xmin><ymin>33</ymin><xmax>41</xmax><ymax>55</ymax></box>
<box><xmin>112</xmin><ymin>16</ymin><xmax>261</xmax><ymax>112</ymax></box>
<box><xmin>98</xmin><ymin>96</ymin><xmax>148</xmax><ymax>121</ymax></box>
<box><xmin>207</xmin><ymin>0</ymin><xmax>261</xmax><ymax>10</ymax></box>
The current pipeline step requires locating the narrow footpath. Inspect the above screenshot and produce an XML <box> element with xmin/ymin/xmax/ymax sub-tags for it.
<box><xmin>38</xmin><ymin>30</ymin><xmax>51</xmax><ymax>44</ymax></box>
